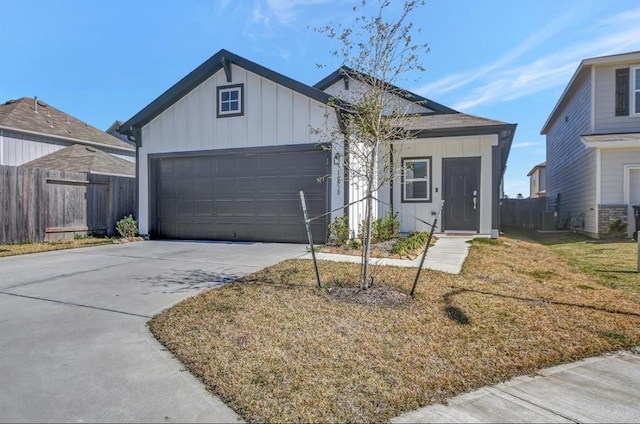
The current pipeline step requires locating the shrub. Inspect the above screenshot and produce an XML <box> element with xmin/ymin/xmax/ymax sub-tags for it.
<box><xmin>390</xmin><ymin>231</ymin><xmax>429</xmax><ymax>256</ymax></box>
<box><xmin>608</xmin><ymin>218</ymin><xmax>626</xmax><ymax>237</ymax></box>
<box><xmin>116</xmin><ymin>214</ymin><xmax>138</xmax><ymax>238</ymax></box>
<box><xmin>328</xmin><ymin>215</ymin><xmax>350</xmax><ymax>246</ymax></box>
<box><xmin>372</xmin><ymin>211</ymin><xmax>400</xmax><ymax>243</ymax></box>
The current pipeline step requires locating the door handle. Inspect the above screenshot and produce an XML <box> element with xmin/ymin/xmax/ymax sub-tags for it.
<box><xmin>473</xmin><ymin>190</ymin><xmax>478</xmax><ymax>210</ymax></box>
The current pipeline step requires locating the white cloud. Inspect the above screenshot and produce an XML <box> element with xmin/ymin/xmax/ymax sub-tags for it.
<box><xmin>417</xmin><ymin>7</ymin><xmax>640</xmax><ymax>112</ymax></box>
<box><xmin>513</xmin><ymin>141</ymin><xmax>544</xmax><ymax>148</ymax></box>
<box><xmin>263</xmin><ymin>0</ymin><xmax>341</xmax><ymax>25</ymax></box>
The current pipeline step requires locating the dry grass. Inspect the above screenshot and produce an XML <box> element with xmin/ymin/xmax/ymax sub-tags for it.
<box><xmin>149</xmin><ymin>235</ymin><xmax>640</xmax><ymax>423</ymax></box>
<box><xmin>0</xmin><ymin>237</ymin><xmax>115</xmax><ymax>257</ymax></box>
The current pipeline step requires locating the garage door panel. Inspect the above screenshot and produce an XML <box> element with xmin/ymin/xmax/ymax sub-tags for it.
<box><xmin>153</xmin><ymin>147</ymin><xmax>329</xmax><ymax>242</ymax></box>
<box><xmin>195</xmin><ymin>200</ymin><xmax>213</xmax><ymax>216</ymax></box>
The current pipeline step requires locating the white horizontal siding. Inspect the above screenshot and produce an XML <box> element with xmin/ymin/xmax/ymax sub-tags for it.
<box><xmin>594</xmin><ymin>63</ymin><xmax>640</xmax><ymax>134</ymax></box>
<box><xmin>0</xmin><ymin>130</ymin><xmax>134</xmax><ymax>166</ymax></box>
<box><xmin>600</xmin><ymin>148</ymin><xmax>640</xmax><ymax>203</ymax></box>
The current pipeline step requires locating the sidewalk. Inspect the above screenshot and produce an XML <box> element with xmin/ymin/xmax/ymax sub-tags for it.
<box><xmin>301</xmin><ymin>234</ymin><xmax>474</xmax><ymax>274</ymax></box>
<box><xmin>392</xmin><ymin>349</ymin><xmax>640</xmax><ymax>423</ymax></box>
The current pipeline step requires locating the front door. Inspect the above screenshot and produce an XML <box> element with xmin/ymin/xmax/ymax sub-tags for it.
<box><xmin>443</xmin><ymin>157</ymin><xmax>481</xmax><ymax>232</ymax></box>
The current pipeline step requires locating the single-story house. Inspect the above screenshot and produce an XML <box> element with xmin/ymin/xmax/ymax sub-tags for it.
<box><xmin>541</xmin><ymin>51</ymin><xmax>640</xmax><ymax>238</ymax></box>
<box><xmin>119</xmin><ymin>49</ymin><xmax>516</xmax><ymax>243</ymax></box>
<box><xmin>0</xmin><ymin>97</ymin><xmax>135</xmax><ymax>166</ymax></box>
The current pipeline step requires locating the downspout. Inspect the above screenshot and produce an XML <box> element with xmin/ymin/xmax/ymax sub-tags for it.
<box><xmin>0</xmin><ymin>130</ymin><xmax>4</xmax><ymax>165</ymax></box>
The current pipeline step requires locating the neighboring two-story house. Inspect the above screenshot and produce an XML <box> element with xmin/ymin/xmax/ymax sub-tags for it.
<box><xmin>527</xmin><ymin>161</ymin><xmax>546</xmax><ymax>198</ymax></box>
<box><xmin>541</xmin><ymin>51</ymin><xmax>640</xmax><ymax>238</ymax></box>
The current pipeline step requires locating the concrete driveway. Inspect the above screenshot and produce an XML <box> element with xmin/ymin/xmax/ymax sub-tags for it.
<box><xmin>0</xmin><ymin>240</ymin><xmax>308</xmax><ymax>423</ymax></box>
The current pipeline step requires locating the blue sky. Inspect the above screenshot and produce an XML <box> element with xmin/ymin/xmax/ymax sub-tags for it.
<box><xmin>1</xmin><ymin>0</ymin><xmax>639</xmax><ymax>197</ymax></box>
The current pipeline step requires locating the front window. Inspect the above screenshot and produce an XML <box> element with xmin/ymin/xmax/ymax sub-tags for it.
<box><xmin>217</xmin><ymin>84</ymin><xmax>244</xmax><ymax>117</ymax></box>
<box><xmin>402</xmin><ymin>157</ymin><xmax>431</xmax><ymax>202</ymax></box>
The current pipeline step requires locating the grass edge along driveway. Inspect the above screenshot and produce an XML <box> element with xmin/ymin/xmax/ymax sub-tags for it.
<box><xmin>149</xmin><ymin>235</ymin><xmax>640</xmax><ymax>423</ymax></box>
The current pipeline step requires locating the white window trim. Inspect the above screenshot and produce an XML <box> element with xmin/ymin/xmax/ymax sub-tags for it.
<box><xmin>632</xmin><ymin>66</ymin><xmax>640</xmax><ymax>116</ymax></box>
<box><xmin>402</xmin><ymin>157</ymin><xmax>431</xmax><ymax>202</ymax></box>
<box><xmin>216</xmin><ymin>84</ymin><xmax>244</xmax><ymax>118</ymax></box>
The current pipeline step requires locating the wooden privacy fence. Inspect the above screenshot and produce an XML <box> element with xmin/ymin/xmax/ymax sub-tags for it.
<box><xmin>0</xmin><ymin>165</ymin><xmax>136</xmax><ymax>244</ymax></box>
<box><xmin>500</xmin><ymin>197</ymin><xmax>547</xmax><ymax>229</ymax></box>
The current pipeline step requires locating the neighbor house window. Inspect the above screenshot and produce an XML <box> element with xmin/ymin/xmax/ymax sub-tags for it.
<box><xmin>615</xmin><ymin>68</ymin><xmax>629</xmax><ymax>116</ymax></box>
<box><xmin>217</xmin><ymin>84</ymin><xmax>244</xmax><ymax>117</ymax></box>
<box><xmin>402</xmin><ymin>157</ymin><xmax>431</xmax><ymax>202</ymax></box>
<box><xmin>633</xmin><ymin>67</ymin><xmax>640</xmax><ymax>115</ymax></box>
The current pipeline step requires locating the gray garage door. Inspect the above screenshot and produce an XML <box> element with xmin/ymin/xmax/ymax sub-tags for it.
<box><xmin>151</xmin><ymin>145</ymin><xmax>329</xmax><ymax>243</ymax></box>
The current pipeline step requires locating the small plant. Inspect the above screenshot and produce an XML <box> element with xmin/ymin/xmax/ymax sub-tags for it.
<box><xmin>371</xmin><ymin>211</ymin><xmax>400</xmax><ymax>243</ymax></box>
<box><xmin>347</xmin><ymin>238</ymin><xmax>362</xmax><ymax>250</ymax></box>
<box><xmin>116</xmin><ymin>214</ymin><xmax>138</xmax><ymax>238</ymax></box>
<box><xmin>607</xmin><ymin>218</ymin><xmax>626</xmax><ymax>237</ymax></box>
<box><xmin>391</xmin><ymin>231</ymin><xmax>429</xmax><ymax>256</ymax></box>
<box><xmin>327</xmin><ymin>215</ymin><xmax>350</xmax><ymax>246</ymax></box>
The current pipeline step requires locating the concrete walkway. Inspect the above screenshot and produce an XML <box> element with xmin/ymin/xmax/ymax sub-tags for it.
<box><xmin>393</xmin><ymin>349</ymin><xmax>640</xmax><ymax>423</ymax></box>
<box><xmin>302</xmin><ymin>234</ymin><xmax>473</xmax><ymax>274</ymax></box>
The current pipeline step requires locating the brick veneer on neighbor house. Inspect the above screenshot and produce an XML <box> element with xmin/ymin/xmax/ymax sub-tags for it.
<box><xmin>598</xmin><ymin>204</ymin><xmax>628</xmax><ymax>236</ymax></box>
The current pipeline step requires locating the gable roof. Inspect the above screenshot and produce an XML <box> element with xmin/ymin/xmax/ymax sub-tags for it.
<box><xmin>119</xmin><ymin>49</ymin><xmax>334</xmax><ymax>137</ymax></box>
<box><xmin>0</xmin><ymin>97</ymin><xmax>134</xmax><ymax>153</ymax></box>
<box><xmin>527</xmin><ymin>161</ymin><xmax>546</xmax><ymax>177</ymax></box>
<box><xmin>314</xmin><ymin>66</ymin><xmax>458</xmax><ymax>114</ymax></box>
<box><xmin>541</xmin><ymin>51</ymin><xmax>640</xmax><ymax>134</ymax></box>
<box><xmin>21</xmin><ymin>144</ymin><xmax>135</xmax><ymax>176</ymax></box>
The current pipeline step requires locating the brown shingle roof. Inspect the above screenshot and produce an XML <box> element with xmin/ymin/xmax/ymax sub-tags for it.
<box><xmin>0</xmin><ymin>97</ymin><xmax>134</xmax><ymax>152</ymax></box>
<box><xmin>21</xmin><ymin>144</ymin><xmax>135</xmax><ymax>176</ymax></box>
<box><xmin>409</xmin><ymin>112</ymin><xmax>510</xmax><ymax>130</ymax></box>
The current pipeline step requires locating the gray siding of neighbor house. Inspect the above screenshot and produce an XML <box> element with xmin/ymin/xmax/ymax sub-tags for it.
<box><xmin>0</xmin><ymin>130</ymin><xmax>135</xmax><ymax>166</ymax></box>
<box><xmin>594</xmin><ymin>63</ymin><xmax>640</xmax><ymax>134</ymax></box>
<box><xmin>546</xmin><ymin>72</ymin><xmax>598</xmax><ymax>234</ymax></box>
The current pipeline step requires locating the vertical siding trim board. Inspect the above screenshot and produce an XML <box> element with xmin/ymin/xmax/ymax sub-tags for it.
<box><xmin>596</xmin><ymin>148</ymin><xmax>602</xmax><ymax>204</ymax></box>
<box><xmin>590</xmin><ymin>66</ymin><xmax>596</xmax><ymax>134</ymax></box>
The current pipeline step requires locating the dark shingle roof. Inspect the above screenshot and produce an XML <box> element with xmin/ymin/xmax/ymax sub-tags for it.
<box><xmin>21</xmin><ymin>144</ymin><xmax>135</xmax><ymax>176</ymax></box>
<box><xmin>0</xmin><ymin>97</ymin><xmax>134</xmax><ymax>152</ymax></box>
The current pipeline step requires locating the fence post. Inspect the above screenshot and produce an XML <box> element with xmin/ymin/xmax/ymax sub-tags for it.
<box><xmin>410</xmin><ymin>201</ymin><xmax>443</xmax><ymax>297</ymax></box>
<box><xmin>300</xmin><ymin>191</ymin><xmax>322</xmax><ymax>288</ymax></box>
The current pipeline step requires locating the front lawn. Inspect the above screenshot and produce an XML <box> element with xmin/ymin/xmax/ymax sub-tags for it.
<box><xmin>504</xmin><ymin>228</ymin><xmax>640</xmax><ymax>295</ymax></box>
<box><xmin>0</xmin><ymin>237</ymin><xmax>115</xmax><ymax>257</ymax></box>
<box><xmin>149</xmin><ymin>235</ymin><xmax>640</xmax><ymax>423</ymax></box>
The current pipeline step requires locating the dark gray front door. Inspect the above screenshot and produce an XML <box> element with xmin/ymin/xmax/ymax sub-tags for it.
<box><xmin>152</xmin><ymin>145</ymin><xmax>329</xmax><ymax>243</ymax></box>
<box><xmin>443</xmin><ymin>157</ymin><xmax>480</xmax><ymax>232</ymax></box>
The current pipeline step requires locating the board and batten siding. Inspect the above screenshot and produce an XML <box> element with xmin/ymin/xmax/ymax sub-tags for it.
<box><xmin>600</xmin><ymin>149</ymin><xmax>640</xmax><ymax>204</ymax></box>
<box><xmin>594</xmin><ymin>63</ymin><xmax>640</xmax><ymax>134</ymax></box>
<box><xmin>377</xmin><ymin>134</ymin><xmax>496</xmax><ymax>234</ymax></box>
<box><xmin>138</xmin><ymin>63</ymin><xmax>342</xmax><ymax>235</ymax></box>
<box><xmin>546</xmin><ymin>71</ymin><xmax>598</xmax><ymax>234</ymax></box>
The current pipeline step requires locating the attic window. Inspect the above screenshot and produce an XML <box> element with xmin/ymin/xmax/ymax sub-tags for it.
<box><xmin>216</xmin><ymin>84</ymin><xmax>244</xmax><ymax>118</ymax></box>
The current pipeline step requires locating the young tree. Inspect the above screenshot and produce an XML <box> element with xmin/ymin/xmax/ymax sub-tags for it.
<box><xmin>315</xmin><ymin>0</ymin><xmax>429</xmax><ymax>289</ymax></box>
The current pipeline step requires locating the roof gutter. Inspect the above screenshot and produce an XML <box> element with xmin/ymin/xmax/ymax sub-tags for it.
<box><xmin>0</xmin><ymin>124</ymin><xmax>135</xmax><ymax>154</ymax></box>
